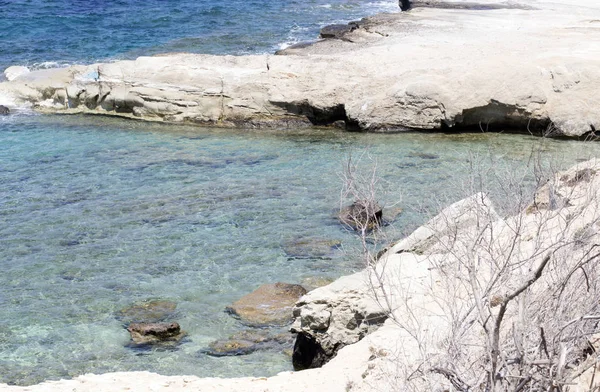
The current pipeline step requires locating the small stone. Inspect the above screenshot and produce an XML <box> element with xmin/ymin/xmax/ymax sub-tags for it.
<box><xmin>0</xmin><ymin>105</ymin><xmax>9</xmax><ymax>115</ymax></box>
<box><xmin>127</xmin><ymin>322</ymin><xmax>185</xmax><ymax>345</ymax></box>
<box><xmin>206</xmin><ymin>338</ymin><xmax>258</xmax><ymax>356</ymax></box>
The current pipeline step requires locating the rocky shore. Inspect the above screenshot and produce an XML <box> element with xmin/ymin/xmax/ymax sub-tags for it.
<box><xmin>4</xmin><ymin>157</ymin><xmax>600</xmax><ymax>390</ymax></box>
<box><xmin>3</xmin><ymin>0</ymin><xmax>600</xmax><ymax>390</ymax></box>
<box><xmin>2</xmin><ymin>0</ymin><xmax>600</xmax><ymax>136</ymax></box>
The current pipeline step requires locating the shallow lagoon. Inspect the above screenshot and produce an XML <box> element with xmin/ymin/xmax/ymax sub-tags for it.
<box><xmin>0</xmin><ymin>114</ymin><xmax>598</xmax><ymax>385</ymax></box>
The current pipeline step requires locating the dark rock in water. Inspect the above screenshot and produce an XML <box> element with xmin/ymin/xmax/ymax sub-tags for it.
<box><xmin>0</xmin><ymin>105</ymin><xmax>10</xmax><ymax>115</ymax></box>
<box><xmin>399</xmin><ymin>0</ymin><xmax>411</xmax><ymax>11</ymax></box>
<box><xmin>283</xmin><ymin>238</ymin><xmax>342</xmax><ymax>259</ymax></box>
<box><xmin>338</xmin><ymin>201</ymin><xmax>383</xmax><ymax>231</ymax></box>
<box><xmin>127</xmin><ymin>322</ymin><xmax>186</xmax><ymax>345</ymax></box>
<box><xmin>204</xmin><ymin>330</ymin><xmax>294</xmax><ymax>357</ymax></box>
<box><xmin>225</xmin><ymin>283</ymin><xmax>307</xmax><ymax>327</ymax></box>
<box><xmin>319</xmin><ymin>22</ymin><xmax>359</xmax><ymax>39</ymax></box>
<box><xmin>408</xmin><ymin>152</ymin><xmax>439</xmax><ymax>160</ymax></box>
<box><xmin>117</xmin><ymin>300</ymin><xmax>177</xmax><ymax>324</ymax></box>
<box><xmin>292</xmin><ymin>332</ymin><xmax>329</xmax><ymax>371</ymax></box>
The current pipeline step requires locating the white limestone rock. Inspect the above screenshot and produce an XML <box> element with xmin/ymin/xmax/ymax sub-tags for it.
<box><xmin>3</xmin><ymin>66</ymin><xmax>29</xmax><ymax>81</ymax></box>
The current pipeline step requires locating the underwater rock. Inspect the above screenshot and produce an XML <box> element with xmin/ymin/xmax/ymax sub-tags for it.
<box><xmin>204</xmin><ymin>330</ymin><xmax>293</xmax><ymax>357</ymax></box>
<box><xmin>127</xmin><ymin>322</ymin><xmax>185</xmax><ymax>345</ymax></box>
<box><xmin>283</xmin><ymin>238</ymin><xmax>342</xmax><ymax>259</ymax></box>
<box><xmin>226</xmin><ymin>283</ymin><xmax>307</xmax><ymax>327</ymax></box>
<box><xmin>383</xmin><ymin>206</ymin><xmax>403</xmax><ymax>222</ymax></box>
<box><xmin>0</xmin><ymin>105</ymin><xmax>9</xmax><ymax>115</ymax></box>
<box><xmin>117</xmin><ymin>299</ymin><xmax>177</xmax><ymax>324</ymax></box>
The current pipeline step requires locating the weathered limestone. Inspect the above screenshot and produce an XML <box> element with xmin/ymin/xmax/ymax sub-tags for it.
<box><xmin>3</xmin><ymin>65</ymin><xmax>29</xmax><ymax>81</ymax></box>
<box><xmin>2</xmin><ymin>0</ymin><xmax>600</xmax><ymax>136</ymax></box>
<box><xmin>290</xmin><ymin>272</ymin><xmax>388</xmax><ymax>369</ymax></box>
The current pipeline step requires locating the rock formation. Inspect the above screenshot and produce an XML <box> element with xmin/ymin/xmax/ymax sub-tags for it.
<box><xmin>1</xmin><ymin>0</ymin><xmax>600</xmax><ymax>137</ymax></box>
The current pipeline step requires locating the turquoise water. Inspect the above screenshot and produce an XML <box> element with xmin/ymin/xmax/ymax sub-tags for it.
<box><xmin>1</xmin><ymin>114</ymin><xmax>599</xmax><ymax>385</ymax></box>
<box><xmin>1</xmin><ymin>0</ymin><xmax>600</xmax><ymax>385</ymax></box>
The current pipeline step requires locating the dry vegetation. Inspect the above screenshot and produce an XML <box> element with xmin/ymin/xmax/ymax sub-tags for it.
<box><xmin>342</xmin><ymin>146</ymin><xmax>600</xmax><ymax>391</ymax></box>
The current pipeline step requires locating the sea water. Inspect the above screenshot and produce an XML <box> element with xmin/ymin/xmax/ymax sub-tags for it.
<box><xmin>1</xmin><ymin>0</ymin><xmax>600</xmax><ymax>387</ymax></box>
<box><xmin>2</xmin><ymin>114</ymin><xmax>599</xmax><ymax>385</ymax></box>
<box><xmin>0</xmin><ymin>0</ymin><xmax>399</xmax><ymax>72</ymax></box>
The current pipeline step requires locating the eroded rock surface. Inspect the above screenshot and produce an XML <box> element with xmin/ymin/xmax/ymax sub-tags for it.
<box><xmin>2</xmin><ymin>0</ymin><xmax>600</xmax><ymax>136</ymax></box>
<box><xmin>290</xmin><ymin>272</ymin><xmax>388</xmax><ymax>370</ymax></box>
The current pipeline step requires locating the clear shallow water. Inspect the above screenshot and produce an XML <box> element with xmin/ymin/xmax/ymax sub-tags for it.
<box><xmin>0</xmin><ymin>0</ymin><xmax>399</xmax><ymax>72</ymax></box>
<box><xmin>3</xmin><ymin>0</ymin><xmax>599</xmax><ymax>387</ymax></box>
<box><xmin>1</xmin><ymin>114</ymin><xmax>600</xmax><ymax>385</ymax></box>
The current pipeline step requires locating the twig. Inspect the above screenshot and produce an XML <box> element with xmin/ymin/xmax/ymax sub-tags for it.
<box><xmin>431</xmin><ymin>367</ymin><xmax>471</xmax><ymax>391</ymax></box>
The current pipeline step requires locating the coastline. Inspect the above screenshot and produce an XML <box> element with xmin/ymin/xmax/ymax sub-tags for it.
<box><xmin>3</xmin><ymin>0</ymin><xmax>600</xmax><ymax>390</ymax></box>
<box><xmin>2</xmin><ymin>0</ymin><xmax>600</xmax><ymax>137</ymax></box>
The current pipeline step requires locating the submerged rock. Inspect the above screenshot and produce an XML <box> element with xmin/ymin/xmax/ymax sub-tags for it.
<box><xmin>226</xmin><ymin>283</ymin><xmax>307</xmax><ymax>327</ymax></box>
<box><xmin>117</xmin><ymin>300</ymin><xmax>177</xmax><ymax>324</ymax></box>
<box><xmin>283</xmin><ymin>238</ymin><xmax>342</xmax><ymax>259</ymax></box>
<box><xmin>203</xmin><ymin>330</ymin><xmax>293</xmax><ymax>357</ymax></box>
<box><xmin>127</xmin><ymin>322</ymin><xmax>186</xmax><ymax>345</ymax></box>
<box><xmin>0</xmin><ymin>105</ymin><xmax>9</xmax><ymax>115</ymax></box>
